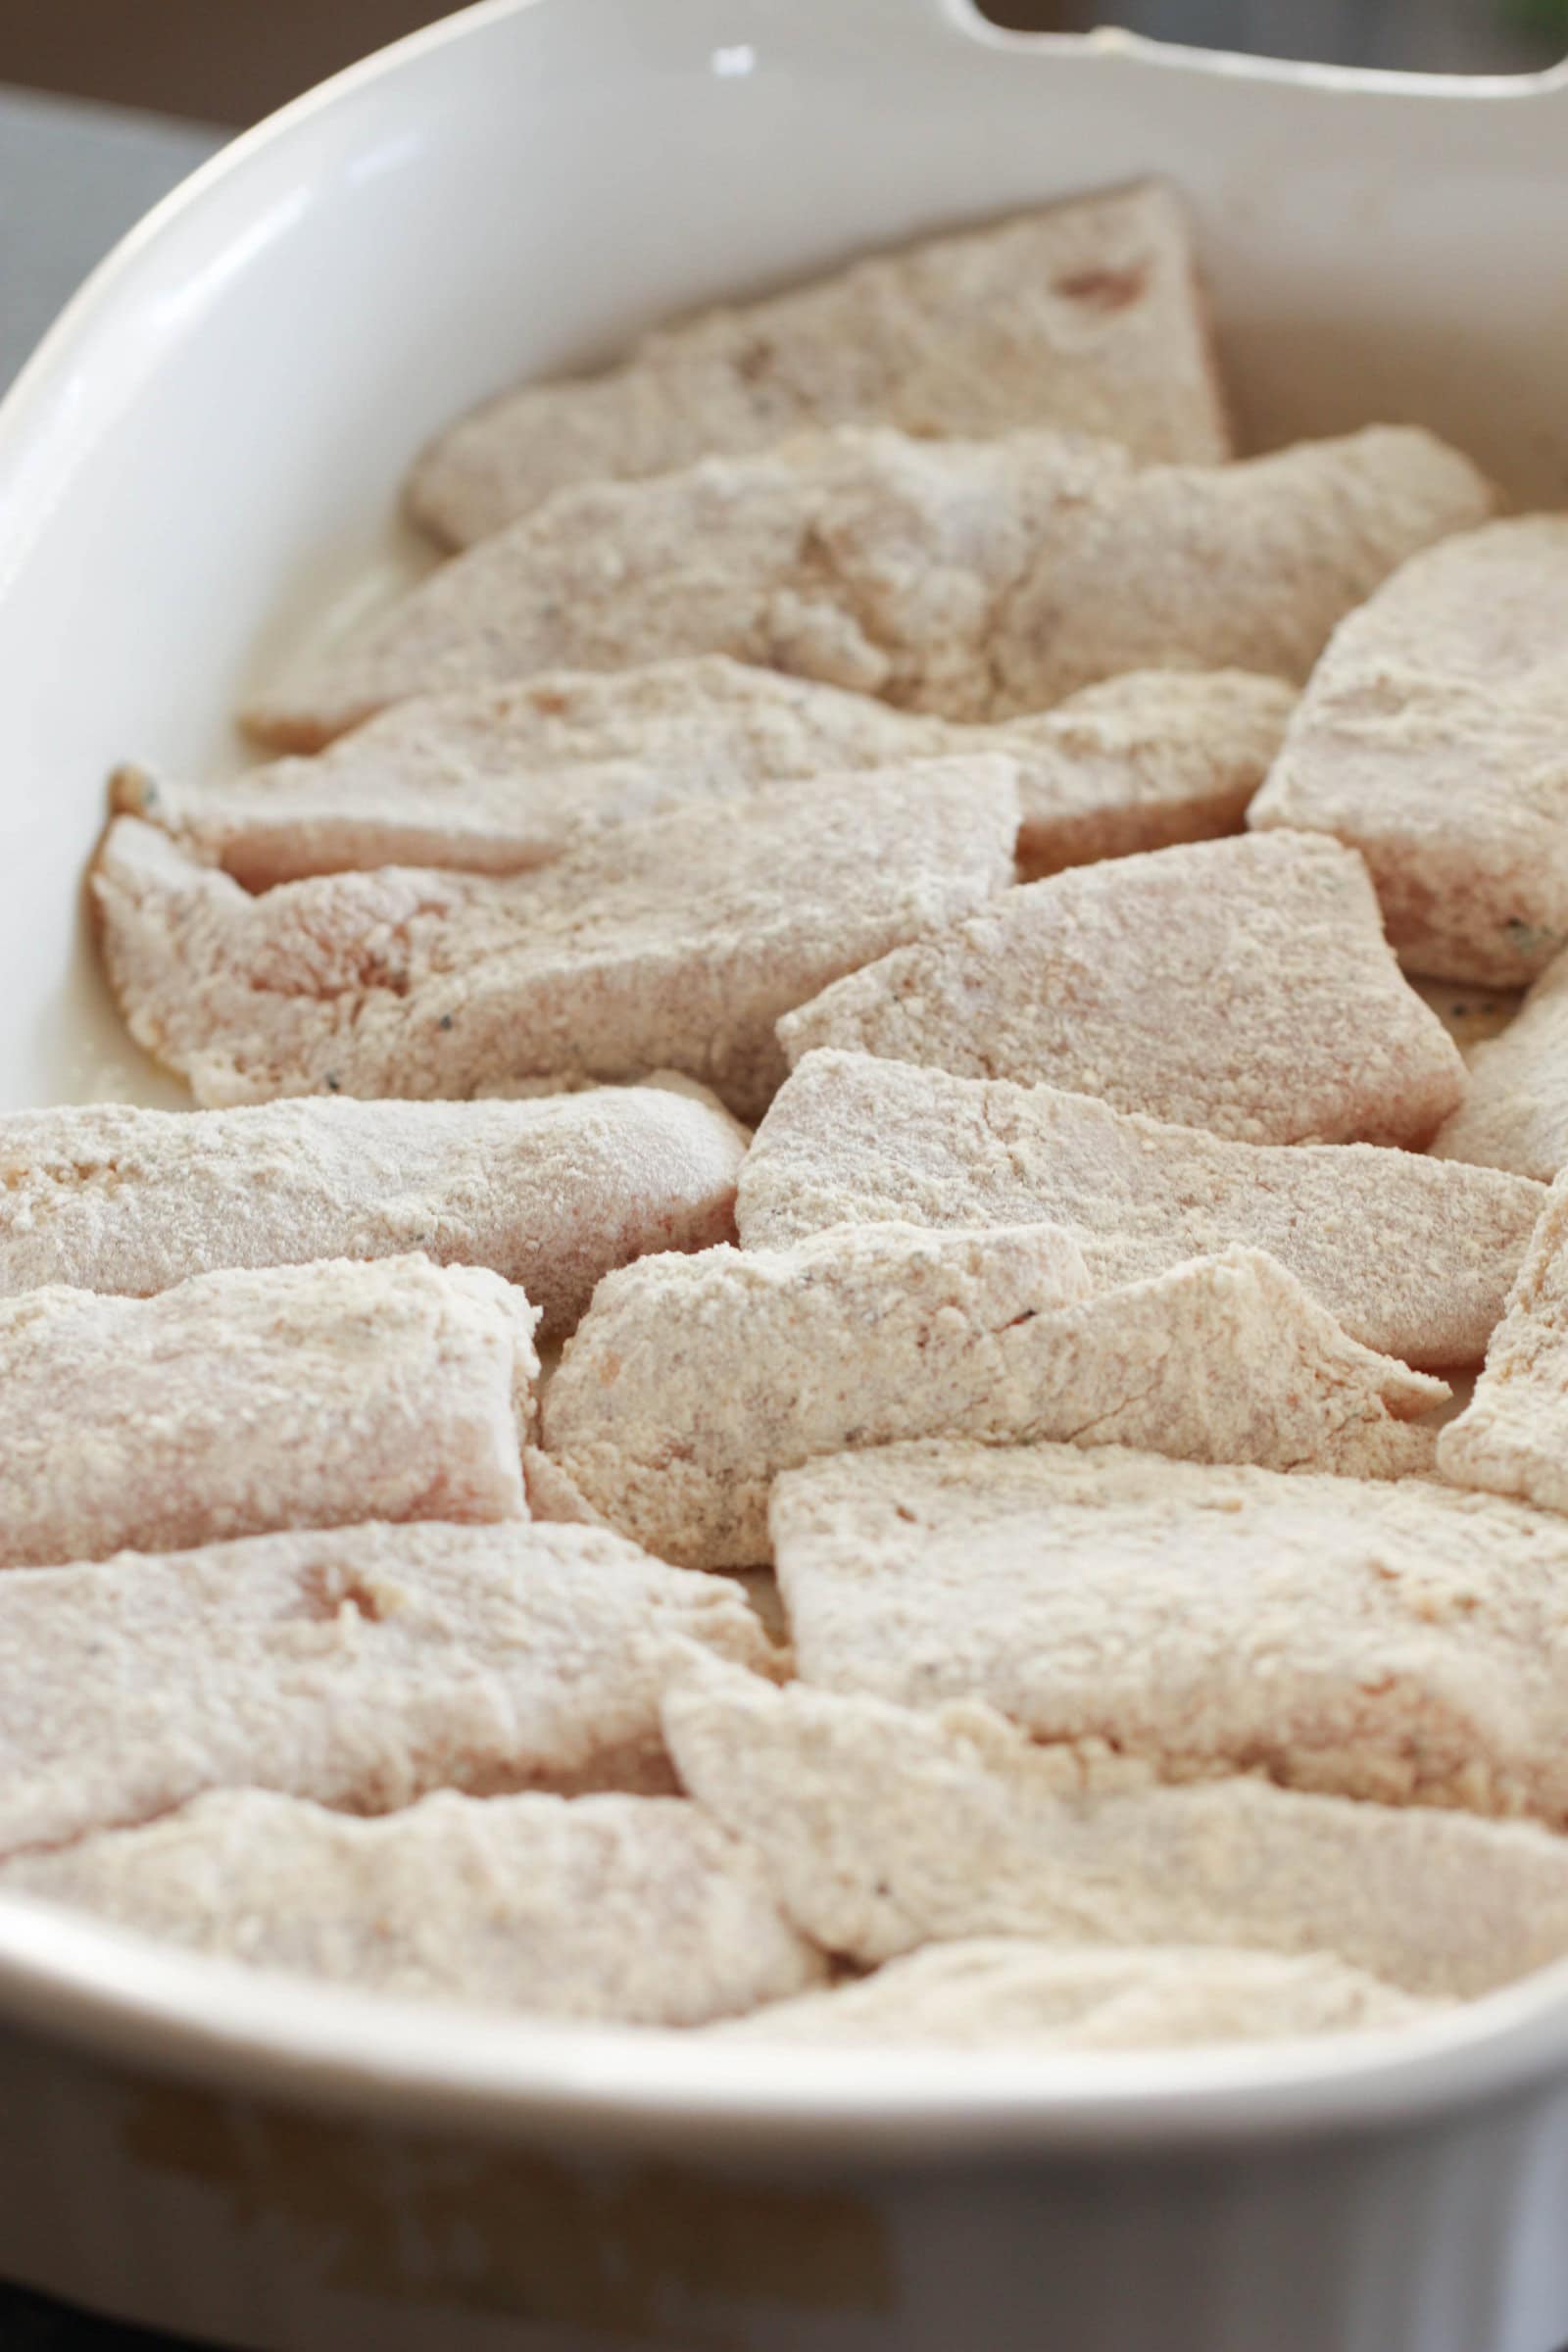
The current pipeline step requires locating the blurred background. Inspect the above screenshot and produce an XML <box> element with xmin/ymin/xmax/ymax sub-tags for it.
<box><xmin>0</xmin><ymin>0</ymin><xmax>1563</xmax><ymax>122</ymax></box>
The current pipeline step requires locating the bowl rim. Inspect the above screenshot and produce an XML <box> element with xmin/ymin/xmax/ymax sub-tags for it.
<box><xmin>3</xmin><ymin>0</ymin><xmax>1568</xmax><ymax>2156</ymax></box>
<box><xmin>2</xmin><ymin>0</ymin><xmax>1564</xmax><ymax>499</ymax></box>
<box><xmin>6</xmin><ymin>1887</ymin><xmax>1568</xmax><ymax>2160</ymax></box>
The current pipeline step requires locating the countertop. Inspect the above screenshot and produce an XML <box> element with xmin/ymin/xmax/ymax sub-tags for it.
<box><xmin>0</xmin><ymin>83</ymin><xmax>224</xmax><ymax>398</ymax></box>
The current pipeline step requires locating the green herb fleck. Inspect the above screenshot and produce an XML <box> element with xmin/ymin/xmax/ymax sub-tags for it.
<box><xmin>1503</xmin><ymin>918</ymin><xmax>1566</xmax><ymax>958</ymax></box>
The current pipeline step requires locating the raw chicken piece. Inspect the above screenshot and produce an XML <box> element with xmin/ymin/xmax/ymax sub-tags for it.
<box><xmin>0</xmin><ymin>1086</ymin><xmax>746</xmax><ymax>1339</ymax></box>
<box><xmin>0</xmin><ymin>1518</ymin><xmax>771</xmax><ymax>1855</ymax></box>
<box><xmin>1250</xmin><ymin>517</ymin><xmax>1568</xmax><ymax>986</ymax></box>
<box><xmin>410</xmin><ymin>182</ymin><xmax>1231</xmax><ymax>546</ymax></box>
<box><xmin>91</xmin><ymin>757</ymin><xmax>1017</xmax><ymax>1120</ymax></box>
<box><xmin>244</xmin><ymin>425</ymin><xmax>1491</xmax><ymax>751</ymax></box>
<box><xmin>719</xmin><ymin>1939</ymin><xmax>1434</xmax><ymax>2049</ymax></box>
<box><xmin>773</xmin><ymin>1440</ymin><xmax>1568</xmax><ymax>1821</ymax></box>
<box><xmin>123</xmin><ymin>659</ymin><xmax>1291</xmax><ymax>888</ymax></box>
<box><xmin>0</xmin><ymin>1253</ymin><xmax>537</xmax><ymax>1569</ymax></box>
<box><xmin>778</xmin><ymin>833</ymin><xmax>1466</xmax><ymax>1148</ymax></box>
<box><xmin>1440</xmin><ymin>1170</ymin><xmax>1568</xmax><ymax>1516</ymax></box>
<box><xmin>737</xmin><ymin>1050</ymin><xmax>1541</xmax><ymax>1368</ymax></box>
<box><xmin>0</xmin><ymin>1786</ymin><xmax>824</xmax><ymax>2023</ymax></box>
<box><xmin>662</xmin><ymin>1663</ymin><xmax>1568</xmax><ymax>1997</ymax></box>
<box><xmin>541</xmin><ymin>1229</ymin><xmax>1444</xmax><ymax>1568</ymax></box>
<box><xmin>1430</xmin><ymin>953</ymin><xmax>1568</xmax><ymax>1180</ymax></box>
<box><xmin>1005</xmin><ymin>667</ymin><xmax>1296</xmax><ymax>880</ymax></box>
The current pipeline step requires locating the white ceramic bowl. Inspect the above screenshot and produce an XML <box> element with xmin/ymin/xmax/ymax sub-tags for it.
<box><xmin>3</xmin><ymin>6</ymin><xmax>1568</xmax><ymax>2346</ymax></box>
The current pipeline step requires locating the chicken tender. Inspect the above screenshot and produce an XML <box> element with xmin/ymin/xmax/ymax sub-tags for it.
<box><xmin>126</xmin><ymin>659</ymin><xmax>1291</xmax><ymax>889</ymax></box>
<box><xmin>409</xmin><ymin>183</ymin><xmax>1231</xmax><ymax>547</ymax></box>
<box><xmin>0</xmin><ymin>1086</ymin><xmax>745</xmax><ymax>1338</ymax></box>
<box><xmin>0</xmin><ymin>1786</ymin><xmax>824</xmax><ymax>2022</ymax></box>
<box><xmin>91</xmin><ymin>758</ymin><xmax>1018</xmax><ymax>1119</ymax></box>
<box><xmin>245</xmin><ymin>425</ymin><xmax>1492</xmax><ymax>751</ymax></box>
<box><xmin>773</xmin><ymin>1440</ymin><xmax>1568</xmax><ymax>1822</ymax></box>
<box><xmin>1429</xmin><ymin>953</ymin><xmax>1568</xmax><ymax>1180</ymax></box>
<box><xmin>1004</xmin><ymin>667</ymin><xmax>1296</xmax><ymax>880</ymax></box>
<box><xmin>0</xmin><ymin>1519</ymin><xmax>770</xmax><ymax>1856</ymax></box>
<box><xmin>778</xmin><ymin>834</ymin><xmax>1466</xmax><ymax>1148</ymax></box>
<box><xmin>1250</xmin><ymin>517</ymin><xmax>1568</xmax><ymax>987</ymax></box>
<box><xmin>541</xmin><ymin>1230</ymin><xmax>1444</xmax><ymax>1568</ymax></box>
<box><xmin>718</xmin><ymin>1939</ymin><xmax>1434</xmax><ymax>2049</ymax></box>
<box><xmin>1439</xmin><ymin>1171</ymin><xmax>1568</xmax><ymax>1516</ymax></box>
<box><xmin>662</xmin><ymin>1664</ymin><xmax>1568</xmax><ymax>1997</ymax></box>
<box><xmin>0</xmin><ymin>1254</ymin><xmax>538</xmax><ymax>1569</ymax></box>
<box><xmin>738</xmin><ymin>1051</ymin><xmax>1540</xmax><ymax>1369</ymax></box>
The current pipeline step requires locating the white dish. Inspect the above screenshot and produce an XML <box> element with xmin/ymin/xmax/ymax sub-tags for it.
<box><xmin>2</xmin><ymin>4</ymin><xmax>1568</xmax><ymax>2345</ymax></box>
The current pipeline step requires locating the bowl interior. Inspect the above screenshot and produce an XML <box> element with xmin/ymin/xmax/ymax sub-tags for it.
<box><xmin>2</xmin><ymin>0</ymin><xmax>1566</xmax><ymax>1115</ymax></box>
<box><xmin>1</xmin><ymin>0</ymin><xmax>1567</xmax><ymax>2141</ymax></box>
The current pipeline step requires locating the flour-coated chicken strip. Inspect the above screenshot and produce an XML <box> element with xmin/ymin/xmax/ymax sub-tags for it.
<box><xmin>1440</xmin><ymin>1171</ymin><xmax>1568</xmax><ymax>1517</ymax></box>
<box><xmin>0</xmin><ymin>1086</ymin><xmax>745</xmax><ymax>1338</ymax></box>
<box><xmin>1250</xmin><ymin>517</ymin><xmax>1568</xmax><ymax>987</ymax></box>
<box><xmin>409</xmin><ymin>182</ymin><xmax>1230</xmax><ymax>547</ymax></box>
<box><xmin>91</xmin><ymin>758</ymin><xmax>1017</xmax><ymax>1120</ymax></box>
<box><xmin>0</xmin><ymin>1253</ymin><xmax>538</xmax><ymax>1569</ymax></box>
<box><xmin>778</xmin><ymin>833</ymin><xmax>1466</xmax><ymax>1148</ymax></box>
<box><xmin>662</xmin><ymin>1663</ymin><xmax>1568</xmax><ymax>1997</ymax></box>
<box><xmin>1430</xmin><ymin>952</ymin><xmax>1568</xmax><ymax>1180</ymax></box>
<box><xmin>541</xmin><ymin>1230</ymin><xmax>1443</xmax><ymax>1568</ymax></box>
<box><xmin>0</xmin><ymin>1786</ymin><xmax>824</xmax><ymax>2022</ymax></box>
<box><xmin>737</xmin><ymin>1050</ymin><xmax>1540</xmax><ymax>1368</ymax></box>
<box><xmin>773</xmin><ymin>1440</ymin><xmax>1568</xmax><ymax>1822</ymax></box>
<box><xmin>245</xmin><ymin>425</ymin><xmax>1491</xmax><ymax>750</ymax></box>
<box><xmin>0</xmin><ymin>1518</ymin><xmax>770</xmax><ymax>1855</ymax></box>
<box><xmin>125</xmin><ymin>658</ymin><xmax>1291</xmax><ymax>888</ymax></box>
<box><xmin>718</xmin><ymin>1939</ymin><xmax>1434</xmax><ymax>2048</ymax></box>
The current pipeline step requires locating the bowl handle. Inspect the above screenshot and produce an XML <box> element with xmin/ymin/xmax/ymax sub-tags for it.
<box><xmin>928</xmin><ymin>0</ymin><xmax>1568</xmax><ymax>95</ymax></box>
